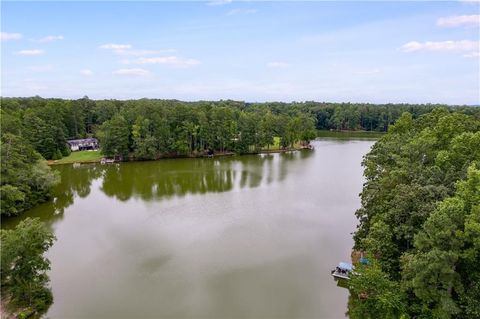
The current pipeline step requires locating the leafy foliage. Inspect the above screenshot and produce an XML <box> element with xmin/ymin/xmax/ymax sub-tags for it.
<box><xmin>98</xmin><ymin>114</ymin><xmax>130</xmax><ymax>158</ymax></box>
<box><xmin>349</xmin><ymin>257</ymin><xmax>407</xmax><ymax>319</ymax></box>
<box><xmin>353</xmin><ymin>108</ymin><xmax>480</xmax><ymax>318</ymax></box>
<box><xmin>1</xmin><ymin>113</ymin><xmax>60</xmax><ymax>216</ymax></box>
<box><xmin>1</xmin><ymin>218</ymin><xmax>56</xmax><ymax>315</ymax></box>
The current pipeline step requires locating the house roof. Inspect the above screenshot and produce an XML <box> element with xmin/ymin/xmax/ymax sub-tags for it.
<box><xmin>67</xmin><ymin>138</ymin><xmax>98</xmax><ymax>146</ymax></box>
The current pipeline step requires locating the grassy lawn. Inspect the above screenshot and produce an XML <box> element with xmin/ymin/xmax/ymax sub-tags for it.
<box><xmin>261</xmin><ymin>137</ymin><xmax>302</xmax><ymax>151</ymax></box>
<box><xmin>260</xmin><ymin>136</ymin><xmax>281</xmax><ymax>151</ymax></box>
<box><xmin>270</xmin><ymin>136</ymin><xmax>281</xmax><ymax>149</ymax></box>
<box><xmin>53</xmin><ymin>150</ymin><xmax>103</xmax><ymax>164</ymax></box>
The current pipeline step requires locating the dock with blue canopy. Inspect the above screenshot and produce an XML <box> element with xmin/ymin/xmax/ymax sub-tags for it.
<box><xmin>331</xmin><ymin>262</ymin><xmax>354</xmax><ymax>280</ymax></box>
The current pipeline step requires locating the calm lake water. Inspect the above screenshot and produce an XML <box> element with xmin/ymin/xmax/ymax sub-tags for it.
<box><xmin>2</xmin><ymin>139</ymin><xmax>374</xmax><ymax>319</ymax></box>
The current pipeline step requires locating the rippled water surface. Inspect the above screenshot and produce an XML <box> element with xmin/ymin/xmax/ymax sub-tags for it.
<box><xmin>3</xmin><ymin>139</ymin><xmax>374</xmax><ymax>319</ymax></box>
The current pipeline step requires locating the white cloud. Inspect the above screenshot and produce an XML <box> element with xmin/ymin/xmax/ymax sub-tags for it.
<box><xmin>463</xmin><ymin>51</ymin><xmax>480</xmax><ymax>58</ymax></box>
<box><xmin>113</xmin><ymin>68</ymin><xmax>150</xmax><ymax>76</ymax></box>
<box><xmin>99</xmin><ymin>43</ymin><xmax>132</xmax><ymax>50</ymax></box>
<box><xmin>401</xmin><ymin>40</ymin><xmax>479</xmax><ymax>52</ymax></box>
<box><xmin>437</xmin><ymin>15</ymin><xmax>480</xmax><ymax>27</ymax></box>
<box><xmin>135</xmin><ymin>56</ymin><xmax>200</xmax><ymax>67</ymax></box>
<box><xmin>266</xmin><ymin>61</ymin><xmax>289</xmax><ymax>68</ymax></box>
<box><xmin>1</xmin><ymin>32</ymin><xmax>22</xmax><ymax>41</ymax></box>
<box><xmin>227</xmin><ymin>9</ymin><xmax>257</xmax><ymax>15</ymax></box>
<box><xmin>207</xmin><ymin>0</ymin><xmax>232</xmax><ymax>6</ymax></box>
<box><xmin>35</xmin><ymin>35</ymin><xmax>64</xmax><ymax>42</ymax></box>
<box><xmin>80</xmin><ymin>69</ymin><xmax>94</xmax><ymax>76</ymax></box>
<box><xmin>17</xmin><ymin>49</ymin><xmax>45</xmax><ymax>56</ymax></box>
<box><xmin>100</xmin><ymin>45</ymin><xmax>178</xmax><ymax>60</ymax></box>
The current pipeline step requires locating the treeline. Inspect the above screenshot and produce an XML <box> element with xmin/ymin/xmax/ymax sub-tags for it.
<box><xmin>98</xmin><ymin>103</ymin><xmax>317</xmax><ymax>160</ymax></box>
<box><xmin>350</xmin><ymin>109</ymin><xmax>480</xmax><ymax>318</ymax></box>
<box><xmin>3</xmin><ymin>97</ymin><xmax>479</xmax><ymax>161</ymax></box>
<box><xmin>1</xmin><ymin>97</ymin><xmax>320</xmax><ymax>161</ymax></box>
<box><xmin>311</xmin><ymin>103</ymin><xmax>440</xmax><ymax>131</ymax></box>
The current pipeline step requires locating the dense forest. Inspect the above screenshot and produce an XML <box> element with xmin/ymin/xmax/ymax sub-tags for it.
<box><xmin>1</xmin><ymin>97</ymin><xmax>479</xmax><ymax>218</ymax></box>
<box><xmin>2</xmin><ymin>97</ymin><xmax>478</xmax><ymax>160</ymax></box>
<box><xmin>350</xmin><ymin>109</ymin><xmax>480</xmax><ymax>318</ymax></box>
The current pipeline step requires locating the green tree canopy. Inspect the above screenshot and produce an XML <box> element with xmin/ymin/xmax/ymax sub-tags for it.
<box><xmin>352</xmin><ymin>108</ymin><xmax>480</xmax><ymax>318</ymax></box>
<box><xmin>1</xmin><ymin>218</ymin><xmax>56</xmax><ymax>315</ymax></box>
<box><xmin>98</xmin><ymin>114</ymin><xmax>130</xmax><ymax>158</ymax></box>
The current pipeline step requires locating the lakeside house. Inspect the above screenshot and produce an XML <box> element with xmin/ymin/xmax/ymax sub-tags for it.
<box><xmin>67</xmin><ymin>138</ymin><xmax>99</xmax><ymax>151</ymax></box>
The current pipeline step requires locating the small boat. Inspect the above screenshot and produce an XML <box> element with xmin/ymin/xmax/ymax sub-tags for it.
<box><xmin>331</xmin><ymin>262</ymin><xmax>354</xmax><ymax>280</ymax></box>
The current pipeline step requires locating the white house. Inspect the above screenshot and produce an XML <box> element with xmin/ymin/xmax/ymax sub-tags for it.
<box><xmin>67</xmin><ymin>138</ymin><xmax>99</xmax><ymax>152</ymax></box>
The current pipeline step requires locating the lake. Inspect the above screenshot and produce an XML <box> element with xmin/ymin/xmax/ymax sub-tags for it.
<box><xmin>2</xmin><ymin>139</ymin><xmax>374</xmax><ymax>319</ymax></box>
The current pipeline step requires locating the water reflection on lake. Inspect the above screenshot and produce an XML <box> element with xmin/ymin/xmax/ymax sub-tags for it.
<box><xmin>2</xmin><ymin>139</ymin><xmax>374</xmax><ymax>319</ymax></box>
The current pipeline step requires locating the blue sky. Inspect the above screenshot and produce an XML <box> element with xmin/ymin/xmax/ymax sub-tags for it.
<box><xmin>1</xmin><ymin>1</ymin><xmax>479</xmax><ymax>104</ymax></box>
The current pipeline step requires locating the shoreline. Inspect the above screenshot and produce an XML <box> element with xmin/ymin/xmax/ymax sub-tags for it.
<box><xmin>47</xmin><ymin>147</ymin><xmax>309</xmax><ymax>166</ymax></box>
<box><xmin>316</xmin><ymin>130</ymin><xmax>385</xmax><ymax>139</ymax></box>
<box><xmin>48</xmin><ymin>131</ymin><xmax>383</xmax><ymax>166</ymax></box>
<box><xmin>0</xmin><ymin>296</ymin><xmax>33</xmax><ymax>319</ymax></box>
